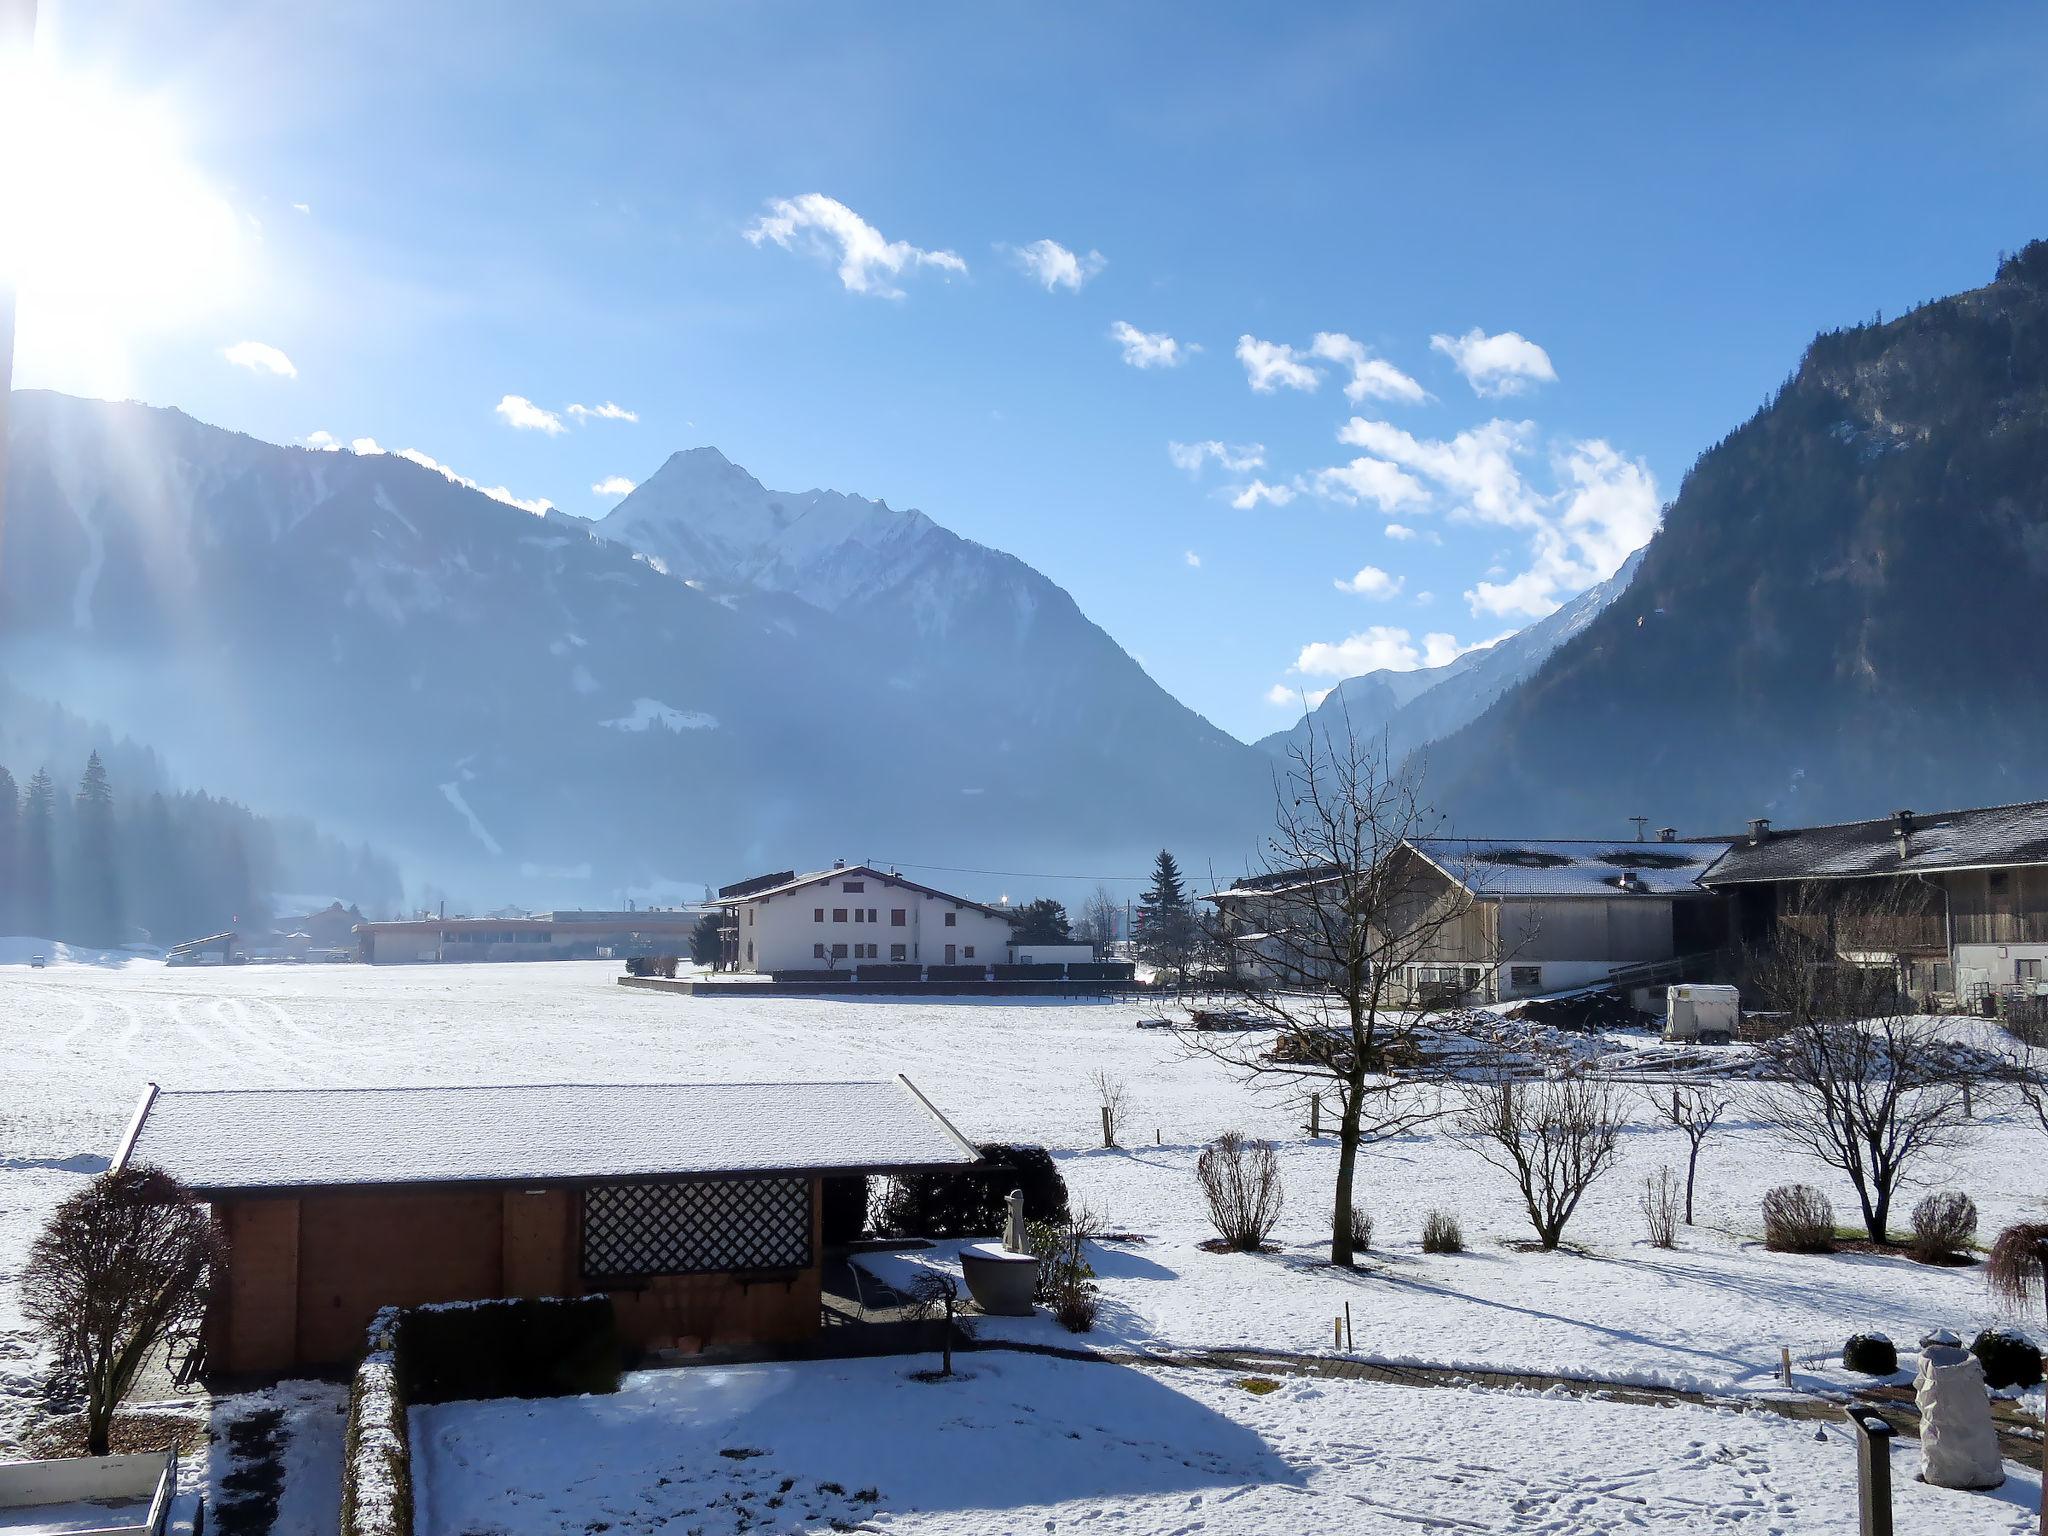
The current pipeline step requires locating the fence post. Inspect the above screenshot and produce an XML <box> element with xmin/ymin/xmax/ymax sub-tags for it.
<box><xmin>1344</xmin><ymin>1302</ymin><xmax>1353</xmax><ymax>1352</ymax></box>
<box><xmin>1309</xmin><ymin>1094</ymin><xmax>1321</xmax><ymax>1138</ymax></box>
<box><xmin>1780</xmin><ymin>1345</ymin><xmax>1793</xmax><ymax>1388</ymax></box>
<box><xmin>1844</xmin><ymin>1406</ymin><xmax>1894</xmax><ymax>1536</ymax></box>
<box><xmin>1101</xmin><ymin>1105</ymin><xmax>1113</xmax><ymax>1149</ymax></box>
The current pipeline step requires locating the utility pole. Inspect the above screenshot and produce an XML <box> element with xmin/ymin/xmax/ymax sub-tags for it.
<box><xmin>0</xmin><ymin>0</ymin><xmax>37</xmax><ymax>575</ymax></box>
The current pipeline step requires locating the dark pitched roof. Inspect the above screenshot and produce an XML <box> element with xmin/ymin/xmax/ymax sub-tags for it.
<box><xmin>1210</xmin><ymin>839</ymin><xmax>1729</xmax><ymax>902</ymax></box>
<box><xmin>726</xmin><ymin>865</ymin><xmax>1017</xmax><ymax>921</ymax></box>
<box><xmin>1703</xmin><ymin>799</ymin><xmax>2048</xmax><ymax>885</ymax></box>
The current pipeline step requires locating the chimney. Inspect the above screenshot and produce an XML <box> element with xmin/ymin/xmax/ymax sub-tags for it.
<box><xmin>1629</xmin><ymin>816</ymin><xmax>1649</xmax><ymax>842</ymax></box>
<box><xmin>1617</xmin><ymin>870</ymin><xmax>1644</xmax><ymax>893</ymax></box>
<box><xmin>833</xmin><ymin>857</ymin><xmax>845</xmax><ymax>869</ymax></box>
<box><xmin>1657</xmin><ymin>827</ymin><xmax>1677</xmax><ymax>843</ymax></box>
<box><xmin>1747</xmin><ymin>818</ymin><xmax>1772</xmax><ymax>846</ymax></box>
<box><xmin>1893</xmin><ymin>809</ymin><xmax>1914</xmax><ymax>853</ymax></box>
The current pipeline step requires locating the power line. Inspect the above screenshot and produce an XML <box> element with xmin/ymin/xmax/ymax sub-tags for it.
<box><xmin>861</xmin><ymin>857</ymin><xmax>1150</xmax><ymax>882</ymax></box>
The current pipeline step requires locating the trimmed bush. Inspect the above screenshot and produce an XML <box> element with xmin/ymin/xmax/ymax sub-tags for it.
<box><xmin>850</xmin><ymin>963</ymin><xmax>921</xmax><ymax>984</ymax></box>
<box><xmin>1421</xmin><ymin>1209</ymin><xmax>1464</xmax><ymax>1255</ymax></box>
<box><xmin>340</xmin><ymin>1312</ymin><xmax>412</xmax><ymax>1536</ymax></box>
<box><xmin>1970</xmin><ymin>1327</ymin><xmax>2044</xmax><ymax>1390</ymax></box>
<box><xmin>924</xmin><ymin>965</ymin><xmax>990</xmax><ymax>982</ymax></box>
<box><xmin>821</xmin><ymin>1175</ymin><xmax>871</xmax><ymax>1246</ymax></box>
<box><xmin>1910</xmin><ymin>1190</ymin><xmax>1978</xmax><ymax>1262</ymax></box>
<box><xmin>769</xmin><ymin>970</ymin><xmax>856</xmax><ymax>984</ymax></box>
<box><xmin>992</xmin><ymin>963</ymin><xmax>1066</xmax><ymax>981</ymax></box>
<box><xmin>1065</xmin><ymin>962</ymin><xmax>1136</xmax><ymax>981</ymax></box>
<box><xmin>1762</xmin><ymin>1184</ymin><xmax>1837</xmax><ymax>1253</ymax></box>
<box><xmin>873</xmin><ymin>1143</ymin><xmax>1071</xmax><ymax>1238</ymax></box>
<box><xmin>396</xmin><ymin>1296</ymin><xmax>620</xmax><ymax>1403</ymax></box>
<box><xmin>1843</xmin><ymin>1332</ymin><xmax>1899</xmax><ymax>1375</ymax></box>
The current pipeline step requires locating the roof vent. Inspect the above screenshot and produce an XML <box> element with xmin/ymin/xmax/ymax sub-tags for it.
<box><xmin>1893</xmin><ymin>809</ymin><xmax>1915</xmax><ymax>843</ymax></box>
<box><xmin>833</xmin><ymin>857</ymin><xmax>845</xmax><ymax>869</ymax></box>
<box><xmin>1747</xmin><ymin>818</ymin><xmax>1772</xmax><ymax>846</ymax></box>
<box><xmin>1617</xmin><ymin>870</ymin><xmax>1645</xmax><ymax>893</ymax></box>
<box><xmin>1657</xmin><ymin>827</ymin><xmax>1678</xmax><ymax>843</ymax></box>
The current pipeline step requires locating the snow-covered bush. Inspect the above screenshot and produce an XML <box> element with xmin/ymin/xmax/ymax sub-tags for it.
<box><xmin>1421</xmin><ymin>1209</ymin><xmax>1464</xmax><ymax>1254</ymax></box>
<box><xmin>1970</xmin><ymin>1327</ymin><xmax>2044</xmax><ymax>1390</ymax></box>
<box><xmin>1843</xmin><ymin>1332</ymin><xmax>1898</xmax><ymax>1375</ymax></box>
<box><xmin>1196</xmin><ymin>1132</ymin><xmax>1284</xmax><ymax>1251</ymax></box>
<box><xmin>1761</xmin><ymin>1184</ymin><xmax>1837</xmax><ymax>1253</ymax></box>
<box><xmin>1910</xmin><ymin>1190</ymin><xmax>1977</xmax><ymax>1262</ymax></box>
<box><xmin>341</xmin><ymin>1310</ymin><xmax>412</xmax><ymax>1536</ymax></box>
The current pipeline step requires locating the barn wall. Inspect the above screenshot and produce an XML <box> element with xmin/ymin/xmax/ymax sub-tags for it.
<box><xmin>213</xmin><ymin>1197</ymin><xmax>300</xmax><ymax>1373</ymax></box>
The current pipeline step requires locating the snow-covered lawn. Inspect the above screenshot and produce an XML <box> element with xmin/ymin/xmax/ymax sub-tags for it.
<box><xmin>412</xmin><ymin>1354</ymin><xmax>2042</xmax><ymax>1535</ymax></box>
<box><xmin>4</xmin><ymin>954</ymin><xmax>2047</xmax><ymax>1524</ymax></box>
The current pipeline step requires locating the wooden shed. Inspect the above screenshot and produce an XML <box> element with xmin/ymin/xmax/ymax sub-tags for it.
<box><xmin>112</xmin><ymin>1077</ymin><xmax>978</xmax><ymax>1375</ymax></box>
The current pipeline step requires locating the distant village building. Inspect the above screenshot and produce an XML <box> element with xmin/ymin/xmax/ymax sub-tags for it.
<box><xmin>720</xmin><ymin>864</ymin><xmax>1016</xmax><ymax>974</ymax></box>
<box><xmin>1701</xmin><ymin>799</ymin><xmax>2048</xmax><ymax>1006</ymax></box>
<box><xmin>1209</xmin><ymin>834</ymin><xmax>1732</xmax><ymax>1005</ymax></box>
<box><xmin>116</xmin><ymin>1077</ymin><xmax>978</xmax><ymax>1372</ymax></box>
<box><xmin>355</xmin><ymin>908</ymin><xmax>711</xmax><ymax>964</ymax></box>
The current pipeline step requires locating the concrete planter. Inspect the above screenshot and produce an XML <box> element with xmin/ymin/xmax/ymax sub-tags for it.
<box><xmin>959</xmin><ymin>1242</ymin><xmax>1040</xmax><ymax>1316</ymax></box>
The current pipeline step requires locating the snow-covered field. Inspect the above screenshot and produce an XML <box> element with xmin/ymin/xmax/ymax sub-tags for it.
<box><xmin>3</xmin><ymin>954</ymin><xmax>2046</xmax><ymax>1531</ymax></box>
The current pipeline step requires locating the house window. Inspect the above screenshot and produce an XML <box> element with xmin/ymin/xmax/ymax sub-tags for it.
<box><xmin>868</xmin><ymin>908</ymin><xmax>878</xmax><ymax>923</ymax></box>
<box><xmin>964</xmin><ymin>946</ymin><xmax>975</xmax><ymax>959</ymax></box>
<box><xmin>814</xmin><ymin>943</ymin><xmax>826</xmax><ymax>959</ymax></box>
<box><xmin>890</xmin><ymin>943</ymin><xmax>907</xmax><ymax>961</ymax></box>
<box><xmin>747</xmin><ymin>909</ymin><xmax>754</xmax><ymax>926</ymax></box>
<box><xmin>892</xmin><ymin>909</ymin><xmax>907</xmax><ymax>927</ymax></box>
<box><xmin>745</xmin><ymin>941</ymin><xmax>753</xmax><ymax>963</ymax></box>
<box><xmin>833</xmin><ymin>908</ymin><xmax>847</xmax><ymax>923</ymax></box>
<box><xmin>1510</xmin><ymin>965</ymin><xmax>1541</xmax><ymax>989</ymax></box>
<box><xmin>944</xmin><ymin>912</ymin><xmax>957</xmax><ymax>928</ymax></box>
<box><xmin>581</xmin><ymin>1177</ymin><xmax>811</xmax><ymax>1280</ymax></box>
<box><xmin>831</xmin><ymin>943</ymin><xmax>848</xmax><ymax>960</ymax></box>
<box><xmin>853</xmin><ymin>909</ymin><xmax>865</xmax><ymax>924</ymax></box>
<box><xmin>844</xmin><ymin>881</ymin><xmax>865</xmax><ymax>893</ymax></box>
<box><xmin>814</xmin><ymin>908</ymin><xmax>824</xmax><ymax>923</ymax></box>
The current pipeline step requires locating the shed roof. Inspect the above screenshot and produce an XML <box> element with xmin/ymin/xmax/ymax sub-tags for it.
<box><xmin>1405</xmin><ymin>838</ymin><xmax>1732</xmax><ymax>898</ymax></box>
<box><xmin>1703</xmin><ymin>800</ymin><xmax>2048</xmax><ymax>885</ymax></box>
<box><xmin>115</xmin><ymin>1077</ymin><xmax>979</xmax><ymax>1194</ymax></box>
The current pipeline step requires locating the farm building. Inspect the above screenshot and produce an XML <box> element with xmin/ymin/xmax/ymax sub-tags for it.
<box><xmin>720</xmin><ymin>863</ymin><xmax>1016</xmax><ymax>974</ymax></box>
<box><xmin>113</xmin><ymin>1077</ymin><xmax>978</xmax><ymax>1373</ymax></box>
<box><xmin>1209</xmin><ymin>834</ymin><xmax>1732</xmax><ymax>1003</ymax></box>
<box><xmin>354</xmin><ymin>908</ymin><xmax>711</xmax><ymax>964</ymax></box>
<box><xmin>1701</xmin><ymin>800</ymin><xmax>2048</xmax><ymax>1008</ymax></box>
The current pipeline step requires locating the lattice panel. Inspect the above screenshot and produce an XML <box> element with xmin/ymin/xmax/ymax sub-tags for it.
<box><xmin>581</xmin><ymin>1178</ymin><xmax>812</xmax><ymax>1279</ymax></box>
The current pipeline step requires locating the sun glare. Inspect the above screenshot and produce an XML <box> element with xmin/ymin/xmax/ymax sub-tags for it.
<box><xmin>0</xmin><ymin>57</ymin><xmax>247</xmax><ymax>392</ymax></box>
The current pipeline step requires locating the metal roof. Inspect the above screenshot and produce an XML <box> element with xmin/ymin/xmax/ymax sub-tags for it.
<box><xmin>1213</xmin><ymin>839</ymin><xmax>1729</xmax><ymax>902</ymax></box>
<box><xmin>1702</xmin><ymin>800</ymin><xmax>2048</xmax><ymax>885</ymax></box>
<box><xmin>115</xmin><ymin>1076</ymin><xmax>979</xmax><ymax>1194</ymax></box>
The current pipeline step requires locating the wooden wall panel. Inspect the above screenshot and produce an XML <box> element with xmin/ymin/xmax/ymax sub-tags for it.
<box><xmin>294</xmin><ymin>1189</ymin><xmax>503</xmax><ymax>1366</ymax></box>
<box><xmin>213</xmin><ymin>1197</ymin><xmax>300</xmax><ymax>1375</ymax></box>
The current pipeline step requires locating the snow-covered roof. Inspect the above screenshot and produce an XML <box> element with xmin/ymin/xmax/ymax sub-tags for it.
<box><xmin>725</xmin><ymin>865</ymin><xmax>1015</xmax><ymax>921</ymax></box>
<box><xmin>1405</xmin><ymin>838</ymin><xmax>1733</xmax><ymax>898</ymax></box>
<box><xmin>1703</xmin><ymin>800</ymin><xmax>2048</xmax><ymax>885</ymax></box>
<box><xmin>116</xmin><ymin>1076</ymin><xmax>979</xmax><ymax>1194</ymax></box>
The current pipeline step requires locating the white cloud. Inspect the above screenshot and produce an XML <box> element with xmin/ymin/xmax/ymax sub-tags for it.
<box><xmin>744</xmin><ymin>192</ymin><xmax>965</xmax><ymax>298</ymax></box>
<box><xmin>1383</xmin><ymin>522</ymin><xmax>1416</xmax><ymax>540</ymax></box>
<box><xmin>1430</xmin><ymin>327</ymin><xmax>1558</xmax><ymax>397</ymax></box>
<box><xmin>222</xmin><ymin>340</ymin><xmax>296</xmax><ymax>379</ymax></box>
<box><xmin>1311</xmin><ymin>457</ymin><xmax>1428</xmax><ymax>513</ymax></box>
<box><xmin>592</xmin><ymin>475</ymin><xmax>637</xmax><ymax>496</ymax></box>
<box><xmin>1168</xmin><ymin>439</ymin><xmax>1265</xmax><ymax>474</ymax></box>
<box><xmin>1110</xmin><ymin>321</ymin><xmax>1192</xmax><ymax>369</ymax></box>
<box><xmin>1235</xmin><ymin>334</ymin><xmax>1320</xmax><ymax>393</ymax></box>
<box><xmin>1309</xmin><ymin>333</ymin><xmax>1427</xmax><ymax>404</ymax></box>
<box><xmin>495</xmin><ymin>394</ymin><xmax>565</xmax><ymax>434</ymax></box>
<box><xmin>1333</xmin><ymin>565</ymin><xmax>1404</xmax><ymax>599</ymax></box>
<box><xmin>1464</xmin><ymin>439</ymin><xmax>1659</xmax><ymax>619</ymax></box>
<box><xmin>1292</xmin><ymin>626</ymin><xmax>1487</xmax><ymax>678</ymax></box>
<box><xmin>1230</xmin><ymin>478</ymin><xmax>1297</xmax><ymax>510</ymax></box>
<box><xmin>1265</xmin><ymin>682</ymin><xmax>1334</xmax><ymax>709</ymax></box>
<box><xmin>1338</xmin><ymin>417</ymin><xmax>1541</xmax><ymax>528</ymax></box>
<box><xmin>1010</xmin><ymin>238</ymin><xmax>1104</xmax><ymax>292</ymax></box>
<box><xmin>349</xmin><ymin>437</ymin><xmax>553</xmax><ymax>515</ymax></box>
<box><xmin>302</xmin><ymin>429</ymin><xmax>342</xmax><ymax>451</ymax></box>
<box><xmin>1184</xmin><ymin>550</ymin><xmax>1202</xmax><ymax>568</ymax></box>
<box><xmin>567</xmin><ymin>401</ymin><xmax>638</xmax><ymax>423</ymax></box>
<box><xmin>291</xmin><ymin>202</ymin><xmax>310</xmax><ymax>214</ymax></box>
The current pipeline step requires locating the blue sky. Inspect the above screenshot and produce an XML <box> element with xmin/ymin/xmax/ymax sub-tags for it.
<box><xmin>13</xmin><ymin>1</ymin><xmax>2048</xmax><ymax>741</ymax></box>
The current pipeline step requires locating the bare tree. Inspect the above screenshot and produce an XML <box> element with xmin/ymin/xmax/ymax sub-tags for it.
<box><xmin>1195</xmin><ymin>1132</ymin><xmax>1285</xmax><ymax>1251</ymax></box>
<box><xmin>22</xmin><ymin>1165</ymin><xmax>224</xmax><ymax>1455</ymax></box>
<box><xmin>1645</xmin><ymin>1084</ymin><xmax>1730</xmax><ymax>1225</ymax></box>
<box><xmin>1189</xmin><ymin>716</ymin><xmax>1488</xmax><ymax>1266</ymax></box>
<box><xmin>1089</xmin><ymin>1069</ymin><xmax>1130</xmax><ymax>1149</ymax></box>
<box><xmin>1076</xmin><ymin>886</ymin><xmax>1123</xmax><ymax>954</ymax></box>
<box><xmin>1458</xmin><ymin>1075</ymin><xmax>1629</xmax><ymax>1250</ymax></box>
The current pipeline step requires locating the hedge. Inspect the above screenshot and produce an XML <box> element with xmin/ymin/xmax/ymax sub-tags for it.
<box><xmin>992</xmin><ymin>963</ymin><xmax>1065</xmax><ymax>981</ymax></box>
<box><xmin>339</xmin><ymin>1311</ymin><xmax>412</xmax><ymax>1536</ymax></box>
<box><xmin>1063</xmin><ymin>962</ymin><xmax>1136</xmax><ymax>981</ymax></box>
<box><xmin>851</xmin><ymin>964</ymin><xmax>922</xmax><ymax>984</ymax></box>
<box><xmin>397</xmin><ymin>1295</ymin><xmax>621</xmax><ymax>1403</ymax></box>
<box><xmin>822</xmin><ymin>1175</ymin><xmax>871</xmax><ymax>1245</ymax></box>
<box><xmin>924</xmin><ymin>965</ymin><xmax>990</xmax><ymax>982</ymax></box>
<box><xmin>873</xmin><ymin>1142</ymin><xmax>1070</xmax><ymax>1238</ymax></box>
<box><xmin>769</xmin><ymin>969</ymin><xmax>857</xmax><ymax>984</ymax></box>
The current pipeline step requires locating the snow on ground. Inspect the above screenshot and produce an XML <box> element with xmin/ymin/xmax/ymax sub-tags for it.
<box><xmin>412</xmin><ymin>1354</ymin><xmax>2042</xmax><ymax>1535</ymax></box>
<box><xmin>4</xmin><ymin>956</ymin><xmax>2047</xmax><ymax>1518</ymax></box>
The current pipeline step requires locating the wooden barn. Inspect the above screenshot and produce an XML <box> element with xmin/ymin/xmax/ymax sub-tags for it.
<box><xmin>112</xmin><ymin>1077</ymin><xmax>978</xmax><ymax>1374</ymax></box>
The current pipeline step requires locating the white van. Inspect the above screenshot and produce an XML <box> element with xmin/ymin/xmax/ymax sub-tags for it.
<box><xmin>1664</xmin><ymin>984</ymin><xmax>1739</xmax><ymax>1044</ymax></box>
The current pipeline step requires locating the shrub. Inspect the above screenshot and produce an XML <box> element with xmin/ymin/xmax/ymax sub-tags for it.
<box><xmin>1421</xmin><ymin>1210</ymin><xmax>1464</xmax><ymax>1254</ymax></box>
<box><xmin>1640</xmin><ymin>1168</ymin><xmax>1680</xmax><ymax>1249</ymax></box>
<box><xmin>395</xmin><ymin>1296</ymin><xmax>620</xmax><ymax>1403</ymax></box>
<box><xmin>872</xmin><ymin>1144</ymin><xmax>1071</xmax><ymax>1239</ymax></box>
<box><xmin>340</xmin><ymin>1326</ymin><xmax>411</xmax><ymax>1536</ymax></box>
<box><xmin>1349</xmin><ymin>1205</ymin><xmax>1373</xmax><ymax>1253</ymax></box>
<box><xmin>1909</xmin><ymin>1190</ymin><xmax>1977</xmax><ymax>1262</ymax></box>
<box><xmin>1761</xmin><ymin>1184</ymin><xmax>1837</xmax><ymax>1253</ymax></box>
<box><xmin>624</xmin><ymin>956</ymin><xmax>651</xmax><ymax>977</ymax></box>
<box><xmin>1842</xmin><ymin>1332</ymin><xmax>1898</xmax><ymax>1375</ymax></box>
<box><xmin>1970</xmin><ymin>1327</ymin><xmax>2044</xmax><ymax>1390</ymax></box>
<box><xmin>1195</xmin><ymin>1132</ymin><xmax>1284</xmax><ymax>1252</ymax></box>
<box><xmin>821</xmin><ymin>1175</ymin><xmax>871</xmax><ymax>1246</ymax></box>
<box><xmin>1055</xmin><ymin>1290</ymin><xmax>1099</xmax><ymax>1332</ymax></box>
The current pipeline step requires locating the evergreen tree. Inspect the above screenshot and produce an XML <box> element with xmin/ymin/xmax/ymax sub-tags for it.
<box><xmin>1011</xmin><ymin>898</ymin><xmax>1072</xmax><ymax>945</ymax></box>
<box><xmin>0</xmin><ymin>767</ymin><xmax>17</xmax><ymax>935</ymax></box>
<box><xmin>1135</xmin><ymin>849</ymin><xmax>1197</xmax><ymax>980</ymax></box>
<box><xmin>20</xmin><ymin>770</ymin><xmax>57</xmax><ymax>939</ymax></box>
<box><xmin>72</xmin><ymin>752</ymin><xmax>122</xmax><ymax>947</ymax></box>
